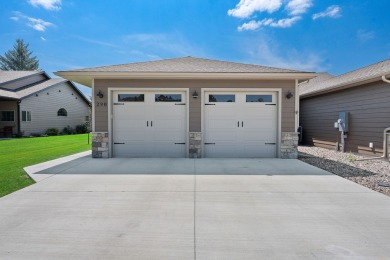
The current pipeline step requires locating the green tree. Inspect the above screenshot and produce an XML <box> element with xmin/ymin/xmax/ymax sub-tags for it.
<box><xmin>0</xmin><ymin>39</ymin><xmax>39</xmax><ymax>71</ymax></box>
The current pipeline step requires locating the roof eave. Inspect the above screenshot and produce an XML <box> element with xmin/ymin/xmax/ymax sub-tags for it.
<box><xmin>55</xmin><ymin>71</ymin><xmax>316</xmax><ymax>87</ymax></box>
<box><xmin>300</xmin><ymin>76</ymin><xmax>382</xmax><ymax>99</ymax></box>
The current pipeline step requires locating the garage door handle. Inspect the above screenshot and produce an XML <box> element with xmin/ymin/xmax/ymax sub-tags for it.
<box><xmin>204</xmin><ymin>143</ymin><xmax>216</xmax><ymax>145</ymax></box>
<box><xmin>151</xmin><ymin>121</ymin><xmax>153</xmax><ymax>127</ymax></box>
<box><xmin>175</xmin><ymin>103</ymin><xmax>186</xmax><ymax>105</ymax></box>
<box><xmin>265</xmin><ymin>143</ymin><xmax>276</xmax><ymax>145</ymax></box>
<box><xmin>205</xmin><ymin>104</ymin><xmax>215</xmax><ymax>106</ymax></box>
<box><xmin>242</xmin><ymin>121</ymin><xmax>243</xmax><ymax>127</ymax></box>
<box><xmin>147</xmin><ymin>121</ymin><xmax>148</xmax><ymax>127</ymax></box>
<box><xmin>266</xmin><ymin>104</ymin><xmax>276</xmax><ymax>106</ymax></box>
<box><xmin>237</xmin><ymin>121</ymin><xmax>239</xmax><ymax>127</ymax></box>
<box><xmin>175</xmin><ymin>142</ymin><xmax>186</xmax><ymax>145</ymax></box>
<box><xmin>114</xmin><ymin>142</ymin><xmax>125</xmax><ymax>144</ymax></box>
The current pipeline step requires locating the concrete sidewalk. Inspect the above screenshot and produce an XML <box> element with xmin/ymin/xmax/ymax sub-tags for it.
<box><xmin>1</xmin><ymin>156</ymin><xmax>390</xmax><ymax>259</ymax></box>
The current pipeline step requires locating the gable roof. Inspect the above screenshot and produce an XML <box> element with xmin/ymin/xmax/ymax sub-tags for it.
<box><xmin>55</xmin><ymin>56</ymin><xmax>315</xmax><ymax>87</ymax></box>
<box><xmin>0</xmin><ymin>71</ymin><xmax>90</xmax><ymax>104</ymax></box>
<box><xmin>299</xmin><ymin>59</ymin><xmax>390</xmax><ymax>98</ymax></box>
<box><xmin>0</xmin><ymin>71</ymin><xmax>41</xmax><ymax>85</ymax></box>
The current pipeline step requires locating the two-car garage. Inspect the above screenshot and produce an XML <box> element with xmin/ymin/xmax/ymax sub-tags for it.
<box><xmin>112</xmin><ymin>89</ymin><xmax>278</xmax><ymax>158</ymax></box>
<box><xmin>56</xmin><ymin>56</ymin><xmax>309</xmax><ymax>159</ymax></box>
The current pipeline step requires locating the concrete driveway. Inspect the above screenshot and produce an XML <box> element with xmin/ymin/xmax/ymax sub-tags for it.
<box><xmin>1</xmin><ymin>155</ymin><xmax>390</xmax><ymax>259</ymax></box>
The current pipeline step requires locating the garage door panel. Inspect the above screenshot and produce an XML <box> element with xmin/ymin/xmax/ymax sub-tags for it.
<box><xmin>205</xmin><ymin>91</ymin><xmax>277</xmax><ymax>158</ymax></box>
<box><xmin>113</xmin><ymin>91</ymin><xmax>186</xmax><ymax>158</ymax></box>
<box><xmin>207</xmin><ymin>118</ymin><xmax>238</xmax><ymax>130</ymax></box>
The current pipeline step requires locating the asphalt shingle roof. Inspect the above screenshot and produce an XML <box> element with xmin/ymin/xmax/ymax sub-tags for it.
<box><xmin>0</xmin><ymin>71</ymin><xmax>40</xmax><ymax>84</ymax></box>
<box><xmin>299</xmin><ymin>59</ymin><xmax>390</xmax><ymax>97</ymax></box>
<box><xmin>69</xmin><ymin>56</ymin><xmax>306</xmax><ymax>73</ymax></box>
<box><xmin>0</xmin><ymin>72</ymin><xmax>89</xmax><ymax>104</ymax></box>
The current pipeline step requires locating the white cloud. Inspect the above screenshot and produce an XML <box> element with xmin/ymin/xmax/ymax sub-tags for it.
<box><xmin>228</xmin><ymin>0</ymin><xmax>282</xmax><ymax>18</ymax></box>
<box><xmin>243</xmin><ymin>37</ymin><xmax>325</xmax><ymax>72</ymax></box>
<box><xmin>312</xmin><ymin>5</ymin><xmax>341</xmax><ymax>20</ymax></box>
<box><xmin>27</xmin><ymin>17</ymin><xmax>54</xmax><ymax>31</ymax></box>
<box><xmin>357</xmin><ymin>30</ymin><xmax>375</xmax><ymax>43</ymax></box>
<box><xmin>40</xmin><ymin>36</ymin><xmax>47</xmax><ymax>41</ymax></box>
<box><xmin>123</xmin><ymin>33</ymin><xmax>206</xmax><ymax>58</ymax></box>
<box><xmin>28</xmin><ymin>0</ymin><xmax>61</xmax><ymax>11</ymax></box>
<box><xmin>11</xmin><ymin>12</ymin><xmax>54</xmax><ymax>32</ymax></box>
<box><xmin>238</xmin><ymin>16</ymin><xmax>301</xmax><ymax>31</ymax></box>
<box><xmin>286</xmin><ymin>0</ymin><xmax>313</xmax><ymax>15</ymax></box>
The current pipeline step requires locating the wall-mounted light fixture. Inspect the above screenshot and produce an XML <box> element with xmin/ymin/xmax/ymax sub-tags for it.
<box><xmin>286</xmin><ymin>91</ymin><xmax>293</xmax><ymax>99</ymax></box>
<box><xmin>192</xmin><ymin>90</ymin><xmax>198</xmax><ymax>99</ymax></box>
<box><xmin>96</xmin><ymin>90</ymin><xmax>104</xmax><ymax>99</ymax></box>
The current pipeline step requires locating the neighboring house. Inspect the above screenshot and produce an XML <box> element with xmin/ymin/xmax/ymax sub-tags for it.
<box><xmin>56</xmin><ymin>56</ymin><xmax>314</xmax><ymax>159</ymax></box>
<box><xmin>0</xmin><ymin>71</ymin><xmax>91</xmax><ymax>137</ymax></box>
<box><xmin>299</xmin><ymin>59</ymin><xmax>390</xmax><ymax>156</ymax></box>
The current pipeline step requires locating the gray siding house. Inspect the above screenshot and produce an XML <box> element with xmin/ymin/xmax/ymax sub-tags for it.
<box><xmin>56</xmin><ymin>57</ymin><xmax>314</xmax><ymax>159</ymax></box>
<box><xmin>0</xmin><ymin>71</ymin><xmax>90</xmax><ymax>136</ymax></box>
<box><xmin>299</xmin><ymin>59</ymin><xmax>390</xmax><ymax>156</ymax></box>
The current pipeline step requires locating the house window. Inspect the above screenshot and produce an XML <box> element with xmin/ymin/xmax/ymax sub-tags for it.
<box><xmin>118</xmin><ymin>94</ymin><xmax>144</xmax><ymax>102</ymax></box>
<box><xmin>155</xmin><ymin>94</ymin><xmax>182</xmax><ymax>102</ymax></box>
<box><xmin>57</xmin><ymin>108</ymin><xmax>67</xmax><ymax>117</ymax></box>
<box><xmin>246</xmin><ymin>95</ymin><xmax>273</xmax><ymax>102</ymax></box>
<box><xmin>22</xmin><ymin>111</ymin><xmax>32</xmax><ymax>122</ymax></box>
<box><xmin>209</xmin><ymin>94</ymin><xmax>235</xmax><ymax>102</ymax></box>
<box><xmin>0</xmin><ymin>111</ymin><xmax>15</xmax><ymax>122</ymax></box>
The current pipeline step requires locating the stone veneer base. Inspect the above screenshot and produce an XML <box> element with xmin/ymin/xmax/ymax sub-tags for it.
<box><xmin>189</xmin><ymin>132</ymin><xmax>202</xmax><ymax>158</ymax></box>
<box><xmin>92</xmin><ymin>132</ymin><xmax>109</xmax><ymax>158</ymax></box>
<box><xmin>281</xmin><ymin>132</ymin><xmax>299</xmax><ymax>159</ymax></box>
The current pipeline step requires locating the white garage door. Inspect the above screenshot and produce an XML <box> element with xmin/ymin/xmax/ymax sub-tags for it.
<box><xmin>204</xmin><ymin>92</ymin><xmax>277</xmax><ymax>158</ymax></box>
<box><xmin>112</xmin><ymin>91</ymin><xmax>187</xmax><ymax>157</ymax></box>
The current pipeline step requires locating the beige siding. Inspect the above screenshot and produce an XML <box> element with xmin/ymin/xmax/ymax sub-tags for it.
<box><xmin>0</xmin><ymin>101</ymin><xmax>18</xmax><ymax>135</ymax></box>
<box><xmin>20</xmin><ymin>82</ymin><xmax>90</xmax><ymax>135</ymax></box>
<box><xmin>1</xmin><ymin>74</ymin><xmax>47</xmax><ymax>91</ymax></box>
<box><xmin>300</xmin><ymin>80</ymin><xmax>390</xmax><ymax>155</ymax></box>
<box><xmin>94</xmin><ymin>79</ymin><xmax>296</xmax><ymax>132</ymax></box>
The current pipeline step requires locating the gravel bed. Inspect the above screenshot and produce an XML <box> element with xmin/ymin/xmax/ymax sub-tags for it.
<box><xmin>298</xmin><ymin>146</ymin><xmax>390</xmax><ymax>196</ymax></box>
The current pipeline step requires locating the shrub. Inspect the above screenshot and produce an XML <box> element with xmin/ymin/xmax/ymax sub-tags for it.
<box><xmin>63</xmin><ymin>125</ymin><xmax>75</xmax><ymax>135</ymax></box>
<box><xmin>45</xmin><ymin>128</ymin><xmax>59</xmax><ymax>136</ymax></box>
<box><xmin>75</xmin><ymin>124</ymin><xmax>88</xmax><ymax>134</ymax></box>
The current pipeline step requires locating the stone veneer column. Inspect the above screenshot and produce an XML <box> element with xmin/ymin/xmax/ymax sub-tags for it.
<box><xmin>281</xmin><ymin>132</ymin><xmax>299</xmax><ymax>159</ymax></box>
<box><xmin>189</xmin><ymin>132</ymin><xmax>202</xmax><ymax>158</ymax></box>
<box><xmin>92</xmin><ymin>132</ymin><xmax>109</xmax><ymax>158</ymax></box>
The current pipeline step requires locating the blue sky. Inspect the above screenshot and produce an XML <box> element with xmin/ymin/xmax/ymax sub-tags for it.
<box><xmin>1</xmin><ymin>0</ymin><xmax>389</xmax><ymax>96</ymax></box>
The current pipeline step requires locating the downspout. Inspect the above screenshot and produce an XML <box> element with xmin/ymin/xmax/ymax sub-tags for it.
<box><xmin>382</xmin><ymin>75</ymin><xmax>390</xmax><ymax>84</ymax></box>
<box><xmin>382</xmin><ymin>75</ymin><xmax>390</xmax><ymax>158</ymax></box>
<box><xmin>357</xmin><ymin>75</ymin><xmax>390</xmax><ymax>161</ymax></box>
<box><xmin>17</xmin><ymin>100</ymin><xmax>21</xmax><ymax>135</ymax></box>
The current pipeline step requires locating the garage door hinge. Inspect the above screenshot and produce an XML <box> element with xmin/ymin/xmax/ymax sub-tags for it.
<box><xmin>265</xmin><ymin>143</ymin><xmax>276</xmax><ymax>145</ymax></box>
<box><xmin>205</xmin><ymin>104</ymin><xmax>215</xmax><ymax>106</ymax></box>
<box><xmin>175</xmin><ymin>103</ymin><xmax>186</xmax><ymax>105</ymax></box>
<box><xmin>204</xmin><ymin>142</ymin><xmax>216</xmax><ymax>145</ymax></box>
<box><xmin>265</xmin><ymin>104</ymin><xmax>276</xmax><ymax>106</ymax></box>
<box><xmin>114</xmin><ymin>103</ymin><xmax>124</xmax><ymax>105</ymax></box>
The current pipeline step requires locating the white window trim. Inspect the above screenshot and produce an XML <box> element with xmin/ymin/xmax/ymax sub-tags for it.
<box><xmin>21</xmin><ymin>110</ymin><xmax>32</xmax><ymax>122</ymax></box>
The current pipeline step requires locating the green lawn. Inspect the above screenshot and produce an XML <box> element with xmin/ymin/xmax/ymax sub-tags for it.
<box><xmin>0</xmin><ymin>134</ymin><xmax>91</xmax><ymax>197</ymax></box>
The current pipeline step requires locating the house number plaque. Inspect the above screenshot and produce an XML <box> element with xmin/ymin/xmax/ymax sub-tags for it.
<box><xmin>96</xmin><ymin>102</ymin><xmax>107</xmax><ymax>107</ymax></box>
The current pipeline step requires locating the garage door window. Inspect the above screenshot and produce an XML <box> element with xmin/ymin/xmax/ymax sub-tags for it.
<box><xmin>246</xmin><ymin>94</ymin><xmax>272</xmax><ymax>102</ymax></box>
<box><xmin>155</xmin><ymin>94</ymin><xmax>181</xmax><ymax>102</ymax></box>
<box><xmin>209</xmin><ymin>94</ymin><xmax>235</xmax><ymax>102</ymax></box>
<box><xmin>118</xmin><ymin>94</ymin><xmax>144</xmax><ymax>102</ymax></box>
